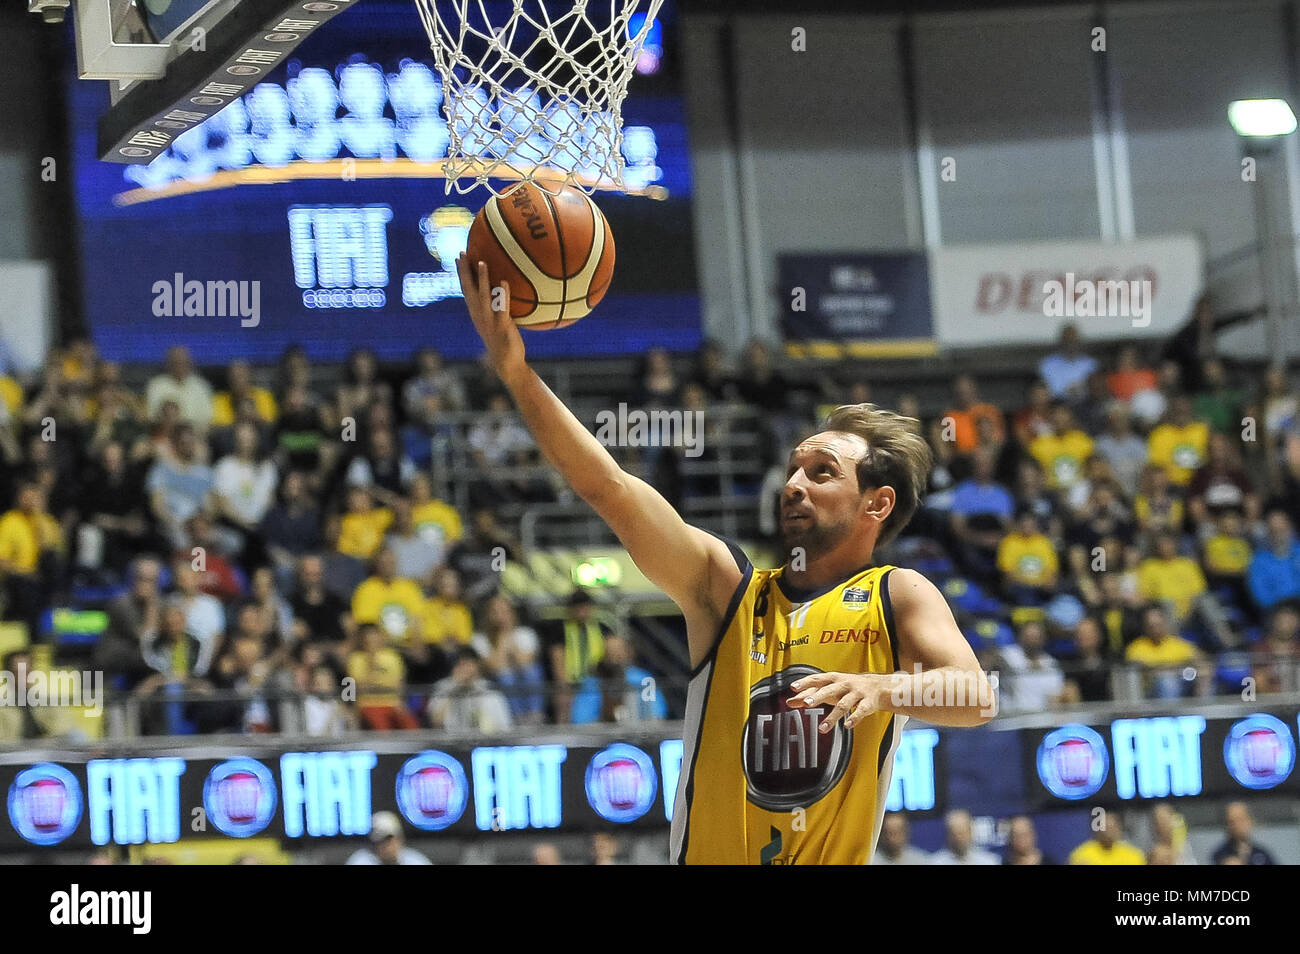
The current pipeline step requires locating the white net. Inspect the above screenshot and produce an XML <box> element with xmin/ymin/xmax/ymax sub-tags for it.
<box><xmin>412</xmin><ymin>0</ymin><xmax>664</xmax><ymax>196</ymax></box>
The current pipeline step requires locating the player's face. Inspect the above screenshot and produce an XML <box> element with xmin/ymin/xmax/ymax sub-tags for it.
<box><xmin>779</xmin><ymin>432</ymin><xmax>871</xmax><ymax>559</ymax></box>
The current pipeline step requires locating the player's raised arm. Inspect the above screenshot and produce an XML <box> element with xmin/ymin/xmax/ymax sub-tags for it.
<box><xmin>456</xmin><ymin>256</ymin><xmax>742</xmax><ymax>662</ymax></box>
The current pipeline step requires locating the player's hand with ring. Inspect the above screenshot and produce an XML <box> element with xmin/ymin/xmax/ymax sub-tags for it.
<box><xmin>788</xmin><ymin>672</ymin><xmax>888</xmax><ymax>732</ymax></box>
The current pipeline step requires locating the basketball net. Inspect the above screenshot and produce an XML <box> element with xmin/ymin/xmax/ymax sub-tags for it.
<box><xmin>412</xmin><ymin>0</ymin><xmax>664</xmax><ymax>197</ymax></box>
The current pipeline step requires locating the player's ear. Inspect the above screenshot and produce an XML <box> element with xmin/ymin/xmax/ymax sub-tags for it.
<box><xmin>863</xmin><ymin>486</ymin><xmax>896</xmax><ymax>520</ymax></box>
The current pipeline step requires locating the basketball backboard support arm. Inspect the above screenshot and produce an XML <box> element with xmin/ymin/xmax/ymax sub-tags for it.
<box><xmin>70</xmin><ymin>0</ymin><xmax>170</xmax><ymax>82</ymax></box>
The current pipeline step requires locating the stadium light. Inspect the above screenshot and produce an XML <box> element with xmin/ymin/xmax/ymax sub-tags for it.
<box><xmin>1228</xmin><ymin>99</ymin><xmax>1297</xmax><ymax>138</ymax></box>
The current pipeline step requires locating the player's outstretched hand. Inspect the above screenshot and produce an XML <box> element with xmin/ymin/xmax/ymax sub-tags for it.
<box><xmin>788</xmin><ymin>671</ymin><xmax>887</xmax><ymax>732</ymax></box>
<box><xmin>457</xmin><ymin>254</ymin><xmax>526</xmax><ymax>380</ymax></box>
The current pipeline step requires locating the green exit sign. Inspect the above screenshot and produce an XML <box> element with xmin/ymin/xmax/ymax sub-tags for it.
<box><xmin>572</xmin><ymin>558</ymin><xmax>622</xmax><ymax>587</ymax></box>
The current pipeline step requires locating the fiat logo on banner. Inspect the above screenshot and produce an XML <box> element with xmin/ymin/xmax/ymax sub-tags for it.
<box><xmin>396</xmin><ymin>752</ymin><xmax>468</xmax><ymax>831</ymax></box>
<box><xmin>7</xmin><ymin>764</ymin><xmax>84</xmax><ymax>846</ymax></box>
<box><xmin>1037</xmin><ymin>725</ymin><xmax>1109</xmax><ymax>800</ymax></box>
<box><xmin>585</xmin><ymin>743</ymin><xmax>658</xmax><ymax>823</ymax></box>
<box><xmin>204</xmin><ymin>758</ymin><xmax>278</xmax><ymax>837</ymax></box>
<box><xmin>1224</xmin><ymin>714</ymin><xmax>1295</xmax><ymax>790</ymax></box>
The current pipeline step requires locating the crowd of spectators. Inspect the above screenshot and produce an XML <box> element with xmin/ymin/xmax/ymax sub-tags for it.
<box><xmin>1</xmin><ymin>302</ymin><xmax>1299</xmax><ymax>736</ymax></box>
<box><xmin>874</xmin><ymin>800</ymin><xmax>1280</xmax><ymax>865</ymax></box>
<box><xmin>0</xmin><ymin>340</ymin><xmax>667</xmax><ymax>738</ymax></box>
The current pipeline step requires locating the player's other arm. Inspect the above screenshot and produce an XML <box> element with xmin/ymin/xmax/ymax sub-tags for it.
<box><xmin>790</xmin><ymin>568</ymin><xmax>995</xmax><ymax>729</ymax></box>
<box><xmin>456</xmin><ymin>257</ymin><xmax>742</xmax><ymax>667</ymax></box>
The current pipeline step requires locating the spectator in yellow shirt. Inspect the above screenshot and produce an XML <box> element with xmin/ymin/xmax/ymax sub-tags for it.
<box><xmin>347</xmin><ymin>623</ymin><xmax>418</xmax><ymax>730</ymax></box>
<box><xmin>1069</xmin><ymin>812</ymin><xmax>1146</xmax><ymax>865</ymax></box>
<box><xmin>997</xmin><ymin>510</ymin><xmax>1059</xmax><ymax>601</ymax></box>
<box><xmin>410</xmin><ymin>471</ymin><xmax>464</xmax><ymax>556</ymax></box>
<box><xmin>352</xmin><ymin>548</ymin><xmax>432</xmax><ymax>682</ymax></box>
<box><xmin>1133</xmin><ymin>463</ymin><xmax>1185</xmax><ymax>535</ymax></box>
<box><xmin>422</xmin><ymin>566</ymin><xmax>474</xmax><ymax>649</ymax></box>
<box><xmin>1202</xmin><ymin>510</ymin><xmax>1253</xmax><ymax>609</ymax></box>
<box><xmin>336</xmin><ymin>486</ymin><xmax>393</xmax><ymax>561</ymax></box>
<box><xmin>1147</xmin><ymin>396</ymin><xmax>1209</xmax><ymax>486</ymax></box>
<box><xmin>1029</xmin><ymin>404</ymin><xmax>1094</xmax><ymax>491</ymax></box>
<box><xmin>1136</xmin><ymin>532</ymin><xmax>1206</xmax><ymax>622</ymax></box>
<box><xmin>0</xmin><ymin>482</ymin><xmax>64</xmax><ymax>637</ymax></box>
<box><xmin>1124</xmin><ymin>605</ymin><xmax>1204</xmax><ymax>698</ymax></box>
<box><xmin>212</xmin><ymin>359</ymin><xmax>279</xmax><ymax>429</ymax></box>
<box><xmin>1137</xmin><ymin>532</ymin><xmax>1237</xmax><ymax>648</ymax></box>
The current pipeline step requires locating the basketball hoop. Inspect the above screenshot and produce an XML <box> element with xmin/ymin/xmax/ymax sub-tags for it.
<box><xmin>411</xmin><ymin>0</ymin><xmax>664</xmax><ymax>197</ymax></box>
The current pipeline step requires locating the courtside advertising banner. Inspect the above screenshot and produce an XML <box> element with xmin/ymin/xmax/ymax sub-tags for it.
<box><xmin>929</xmin><ymin>234</ymin><xmax>1205</xmax><ymax>348</ymax></box>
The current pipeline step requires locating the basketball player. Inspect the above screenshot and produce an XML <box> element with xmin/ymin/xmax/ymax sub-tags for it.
<box><xmin>457</xmin><ymin>256</ymin><xmax>995</xmax><ymax>865</ymax></box>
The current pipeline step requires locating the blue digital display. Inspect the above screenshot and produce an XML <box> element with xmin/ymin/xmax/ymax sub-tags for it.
<box><xmin>279</xmin><ymin>750</ymin><xmax>377</xmax><ymax>838</ymax></box>
<box><xmin>85</xmin><ymin>758</ymin><xmax>186</xmax><ymax>846</ymax></box>
<box><xmin>68</xmin><ymin>1</ymin><xmax>700</xmax><ymax>364</ymax></box>
<box><xmin>470</xmin><ymin>745</ymin><xmax>567</xmax><ymax>831</ymax></box>
<box><xmin>1111</xmin><ymin>716</ymin><xmax>1205</xmax><ymax>800</ymax></box>
<box><xmin>886</xmin><ymin>728</ymin><xmax>940</xmax><ymax>812</ymax></box>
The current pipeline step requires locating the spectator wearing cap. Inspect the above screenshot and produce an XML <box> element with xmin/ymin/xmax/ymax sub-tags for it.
<box><xmin>346</xmin><ymin>812</ymin><xmax>432</xmax><ymax>865</ymax></box>
<box><xmin>1247</xmin><ymin>509</ymin><xmax>1300</xmax><ymax>612</ymax></box>
<box><xmin>1211</xmin><ymin>802</ymin><xmax>1275</xmax><ymax>865</ymax></box>
<box><xmin>1038</xmin><ymin>324</ymin><xmax>1097</xmax><ymax>403</ymax></box>
<box><xmin>427</xmin><ymin>646</ymin><xmax>513</xmax><ymax>733</ymax></box>
<box><xmin>873</xmin><ymin>813</ymin><xmax>930</xmax><ymax>865</ymax></box>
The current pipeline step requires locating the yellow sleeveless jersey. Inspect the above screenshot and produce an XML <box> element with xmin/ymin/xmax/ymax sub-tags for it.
<box><xmin>671</xmin><ymin>542</ymin><xmax>906</xmax><ymax>865</ymax></box>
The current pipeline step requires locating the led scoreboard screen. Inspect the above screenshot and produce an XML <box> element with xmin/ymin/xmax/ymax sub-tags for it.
<box><xmin>67</xmin><ymin>1</ymin><xmax>700</xmax><ymax>364</ymax></box>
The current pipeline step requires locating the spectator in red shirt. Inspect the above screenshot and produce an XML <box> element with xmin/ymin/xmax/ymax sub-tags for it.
<box><xmin>1107</xmin><ymin>345</ymin><xmax>1159</xmax><ymax>402</ymax></box>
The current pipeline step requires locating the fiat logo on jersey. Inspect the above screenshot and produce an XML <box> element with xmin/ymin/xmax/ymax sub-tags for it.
<box><xmin>7</xmin><ymin>763</ymin><xmax>83</xmax><ymax>846</ymax></box>
<box><xmin>204</xmin><ymin>758</ymin><xmax>277</xmax><ymax>837</ymax></box>
<box><xmin>742</xmin><ymin>665</ymin><xmax>852</xmax><ymax>812</ymax></box>
<box><xmin>1224</xmin><ymin>715</ymin><xmax>1295</xmax><ymax>790</ymax></box>
<box><xmin>1037</xmin><ymin>725</ymin><xmax>1109</xmax><ymax>800</ymax></box>
<box><xmin>397</xmin><ymin>751</ymin><xmax>468</xmax><ymax>831</ymax></box>
<box><xmin>585</xmin><ymin>743</ymin><xmax>658</xmax><ymax>823</ymax></box>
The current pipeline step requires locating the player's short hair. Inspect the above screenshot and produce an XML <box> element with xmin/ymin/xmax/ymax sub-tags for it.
<box><xmin>817</xmin><ymin>403</ymin><xmax>932</xmax><ymax>547</ymax></box>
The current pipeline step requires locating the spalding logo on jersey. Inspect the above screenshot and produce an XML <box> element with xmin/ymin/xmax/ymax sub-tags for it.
<box><xmin>741</xmin><ymin>664</ymin><xmax>853</xmax><ymax>811</ymax></box>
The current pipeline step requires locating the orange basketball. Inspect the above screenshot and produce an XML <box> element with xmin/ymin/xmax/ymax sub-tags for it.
<box><xmin>465</xmin><ymin>182</ymin><xmax>615</xmax><ymax>330</ymax></box>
